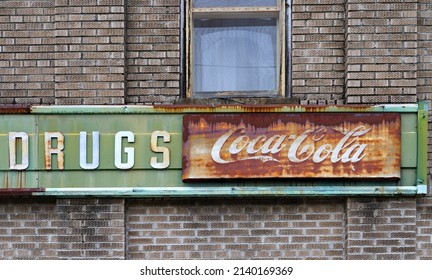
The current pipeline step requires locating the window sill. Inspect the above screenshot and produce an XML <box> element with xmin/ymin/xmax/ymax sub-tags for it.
<box><xmin>174</xmin><ymin>97</ymin><xmax>299</xmax><ymax>106</ymax></box>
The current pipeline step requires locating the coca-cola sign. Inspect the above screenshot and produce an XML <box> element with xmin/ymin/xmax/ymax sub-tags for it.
<box><xmin>182</xmin><ymin>113</ymin><xmax>401</xmax><ymax>180</ymax></box>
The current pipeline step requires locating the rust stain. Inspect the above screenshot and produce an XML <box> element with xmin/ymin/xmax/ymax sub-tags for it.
<box><xmin>0</xmin><ymin>105</ymin><xmax>31</xmax><ymax>114</ymax></box>
<box><xmin>16</xmin><ymin>171</ymin><xmax>27</xmax><ymax>189</ymax></box>
<box><xmin>17</xmin><ymin>171</ymin><xmax>21</xmax><ymax>189</ymax></box>
<box><xmin>44</xmin><ymin>137</ymin><xmax>52</xmax><ymax>170</ymax></box>
<box><xmin>44</xmin><ymin>133</ymin><xmax>65</xmax><ymax>170</ymax></box>
<box><xmin>183</xmin><ymin>113</ymin><xmax>401</xmax><ymax>180</ymax></box>
<box><xmin>0</xmin><ymin>188</ymin><xmax>45</xmax><ymax>196</ymax></box>
<box><xmin>3</xmin><ymin>173</ymin><xmax>9</xmax><ymax>188</ymax></box>
<box><xmin>154</xmin><ymin>104</ymin><xmax>375</xmax><ymax>114</ymax></box>
<box><xmin>3</xmin><ymin>172</ymin><xmax>27</xmax><ymax>189</ymax></box>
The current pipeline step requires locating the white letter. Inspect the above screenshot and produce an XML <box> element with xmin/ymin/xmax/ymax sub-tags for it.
<box><xmin>150</xmin><ymin>131</ymin><xmax>171</xmax><ymax>169</ymax></box>
<box><xmin>115</xmin><ymin>131</ymin><xmax>135</xmax><ymax>169</ymax></box>
<box><xmin>79</xmin><ymin>131</ymin><xmax>100</xmax><ymax>170</ymax></box>
<box><xmin>341</xmin><ymin>144</ymin><xmax>367</xmax><ymax>163</ymax></box>
<box><xmin>260</xmin><ymin>135</ymin><xmax>286</xmax><ymax>154</ymax></box>
<box><xmin>228</xmin><ymin>135</ymin><xmax>249</xmax><ymax>155</ymax></box>
<box><xmin>313</xmin><ymin>144</ymin><xmax>333</xmax><ymax>163</ymax></box>
<box><xmin>246</xmin><ymin>135</ymin><xmax>266</xmax><ymax>154</ymax></box>
<box><xmin>44</xmin><ymin>132</ymin><xmax>65</xmax><ymax>170</ymax></box>
<box><xmin>211</xmin><ymin>127</ymin><xmax>244</xmax><ymax>164</ymax></box>
<box><xmin>288</xmin><ymin>129</ymin><xmax>315</xmax><ymax>163</ymax></box>
<box><xmin>331</xmin><ymin>126</ymin><xmax>370</xmax><ymax>163</ymax></box>
<box><xmin>9</xmin><ymin>132</ymin><xmax>29</xmax><ymax>170</ymax></box>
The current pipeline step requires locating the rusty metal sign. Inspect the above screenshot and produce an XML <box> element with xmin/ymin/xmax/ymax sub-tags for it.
<box><xmin>0</xmin><ymin>103</ymin><xmax>428</xmax><ymax>196</ymax></box>
<box><xmin>182</xmin><ymin>113</ymin><xmax>401</xmax><ymax>180</ymax></box>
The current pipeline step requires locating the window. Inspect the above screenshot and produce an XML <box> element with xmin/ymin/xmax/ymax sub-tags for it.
<box><xmin>186</xmin><ymin>0</ymin><xmax>287</xmax><ymax>98</ymax></box>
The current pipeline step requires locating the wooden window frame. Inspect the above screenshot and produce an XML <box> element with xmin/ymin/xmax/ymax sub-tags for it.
<box><xmin>185</xmin><ymin>1</ymin><xmax>287</xmax><ymax>98</ymax></box>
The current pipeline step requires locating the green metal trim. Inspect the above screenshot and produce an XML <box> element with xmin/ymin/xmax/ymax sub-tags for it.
<box><xmin>417</xmin><ymin>185</ymin><xmax>428</xmax><ymax>195</ymax></box>
<box><xmin>30</xmin><ymin>104</ymin><xmax>420</xmax><ymax>114</ymax></box>
<box><xmin>417</xmin><ymin>101</ymin><xmax>428</xmax><ymax>192</ymax></box>
<box><xmin>31</xmin><ymin>105</ymin><xmax>155</xmax><ymax>114</ymax></box>
<box><xmin>34</xmin><ymin>186</ymin><xmax>419</xmax><ymax>197</ymax></box>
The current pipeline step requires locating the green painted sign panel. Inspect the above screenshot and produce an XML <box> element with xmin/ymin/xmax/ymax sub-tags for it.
<box><xmin>0</xmin><ymin>103</ymin><xmax>428</xmax><ymax>197</ymax></box>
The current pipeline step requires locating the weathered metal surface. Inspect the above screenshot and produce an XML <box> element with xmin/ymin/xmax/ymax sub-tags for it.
<box><xmin>9</xmin><ymin>132</ymin><xmax>29</xmax><ymax>170</ymax></box>
<box><xmin>183</xmin><ymin>113</ymin><xmax>401</xmax><ymax>180</ymax></box>
<box><xmin>34</xmin><ymin>186</ymin><xmax>419</xmax><ymax>197</ymax></box>
<box><xmin>400</xmin><ymin>169</ymin><xmax>417</xmax><ymax>187</ymax></box>
<box><xmin>1</xmin><ymin>171</ymin><xmax>38</xmax><ymax>189</ymax></box>
<box><xmin>401</xmin><ymin>113</ymin><xmax>418</xmax><ymax>169</ymax></box>
<box><xmin>44</xmin><ymin>132</ymin><xmax>65</xmax><ymax>170</ymax></box>
<box><xmin>32</xmin><ymin>114</ymin><xmax>182</xmax><ymax>171</ymax></box>
<box><xmin>0</xmin><ymin>103</ymin><xmax>427</xmax><ymax>196</ymax></box>
<box><xmin>0</xmin><ymin>105</ymin><xmax>31</xmax><ymax>114</ymax></box>
<box><xmin>30</xmin><ymin>104</ymin><xmax>420</xmax><ymax>114</ymax></box>
<box><xmin>155</xmin><ymin>104</ymin><xmax>420</xmax><ymax>114</ymax></box>
<box><xmin>0</xmin><ymin>115</ymin><xmax>39</xmax><ymax>189</ymax></box>
<box><xmin>0</xmin><ymin>188</ymin><xmax>44</xmax><ymax>196</ymax></box>
<box><xmin>417</xmin><ymin>102</ymin><xmax>428</xmax><ymax>185</ymax></box>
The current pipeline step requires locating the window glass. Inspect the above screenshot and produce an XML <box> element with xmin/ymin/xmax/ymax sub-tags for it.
<box><xmin>193</xmin><ymin>18</ymin><xmax>277</xmax><ymax>93</ymax></box>
<box><xmin>188</xmin><ymin>0</ymin><xmax>286</xmax><ymax>97</ymax></box>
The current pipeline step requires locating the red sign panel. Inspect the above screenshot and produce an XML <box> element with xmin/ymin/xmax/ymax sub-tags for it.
<box><xmin>182</xmin><ymin>113</ymin><xmax>401</xmax><ymax>180</ymax></box>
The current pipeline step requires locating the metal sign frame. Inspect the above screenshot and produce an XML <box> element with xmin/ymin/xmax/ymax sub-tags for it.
<box><xmin>0</xmin><ymin>103</ymin><xmax>428</xmax><ymax>197</ymax></box>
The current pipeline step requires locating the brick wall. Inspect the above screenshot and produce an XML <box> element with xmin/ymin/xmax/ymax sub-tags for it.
<box><xmin>0</xmin><ymin>0</ymin><xmax>55</xmax><ymax>104</ymax></box>
<box><xmin>0</xmin><ymin>0</ymin><xmax>432</xmax><ymax>260</ymax></box>
<box><xmin>54</xmin><ymin>0</ymin><xmax>126</xmax><ymax>105</ymax></box>
<box><xmin>2</xmin><ymin>196</ymin><xmax>430</xmax><ymax>260</ymax></box>
<box><xmin>0</xmin><ymin>198</ymin><xmax>125</xmax><ymax>259</ymax></box>
<box><xmin>1</xmin><ymin>0</ymin><xmax>426</xmax><ymax>106</ymax></box>
<box><xmin>126</xmin><ymin>0</ymin><xmax>181</xmax><ymax>104</ymax></box>
<box><xmin>0</xmin><ymin>198</ymin><xmax>59</xmax><ymax>259</ymax></box>
<box><xmin>417</xmin><ymin>0</ymin><xmax>432</xmax><ymax>103</ymax></box>
<box><xmin>346</xmin><ymin>198</ymin><xmax>417</xmax><ymax>259</ymax></box>
<box><xmin>344</xmin><ymin>0</ymin><xmax>418</xmax><ymax>104</ymax></box>
<box><xmin>417</xmin><ymin>197</ymin><xmax>432</xmax><ymax>259</ymax></box>
<box><xmin>56</xmin><ymin>198</ymin><xmax>125</xmax><ymax>259</ymax></box>
<box><xmin>126</xmin><ymin>199</ymin><xmax>345</xmax><ymax>259</ymax></box>
<box><xmin>291</xmin><ymin>0</ymin><xmax>346</xmax><ymax>105</ymax></box>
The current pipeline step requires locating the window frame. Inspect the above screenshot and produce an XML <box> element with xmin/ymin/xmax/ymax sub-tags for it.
<box><xmin>185</xmin><ymin>0</ymin><xmax>288</xmax><ymax>98</ymax></box>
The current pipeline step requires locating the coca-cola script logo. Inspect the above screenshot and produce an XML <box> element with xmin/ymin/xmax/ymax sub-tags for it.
<box><xmin>211</xmin><ymin>126</ymin><xmax>371</xmax><ymax>165</ymax></box>
<box><xmin>182</xmin><ymin>113</ymin><xmax>401</xmax><ymax>179</ymax></box>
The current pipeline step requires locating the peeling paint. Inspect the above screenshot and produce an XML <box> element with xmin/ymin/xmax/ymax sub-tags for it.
<box><xmin>183</xmin><ymin>113</ymin><xmax>401</xmax><ymax>180</ymax></box>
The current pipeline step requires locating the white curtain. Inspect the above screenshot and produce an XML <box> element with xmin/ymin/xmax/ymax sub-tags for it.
<box><xmin>194</xmin><ymin>0</ymin><xmax>277</xmax><ymax>8</ymax></box>
<box><xmin>193</xmin><ymin>18</ymin><xmax>277</xmax><ymax>93</ymax></box>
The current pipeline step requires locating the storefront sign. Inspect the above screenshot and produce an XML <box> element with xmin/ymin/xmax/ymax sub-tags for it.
<box><xmin>0</xmin><ymin>104</ymin><xmax>427</xmax><ymax>197</ymax></box>
<box><xmin>183</xmin><ymin>113</ymin><xmax>401</xmax><ymax>180</ymax></box>
<box><xmin>7</xmin><ymin>130</ymin><xmax>171</xmax><ymax>171</ymax></box>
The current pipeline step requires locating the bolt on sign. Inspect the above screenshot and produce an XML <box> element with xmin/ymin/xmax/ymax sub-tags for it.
<box><xmin>182</xmin><ymin>113</ymin><xmax>401</xmax><ymax>180</ymax></box>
